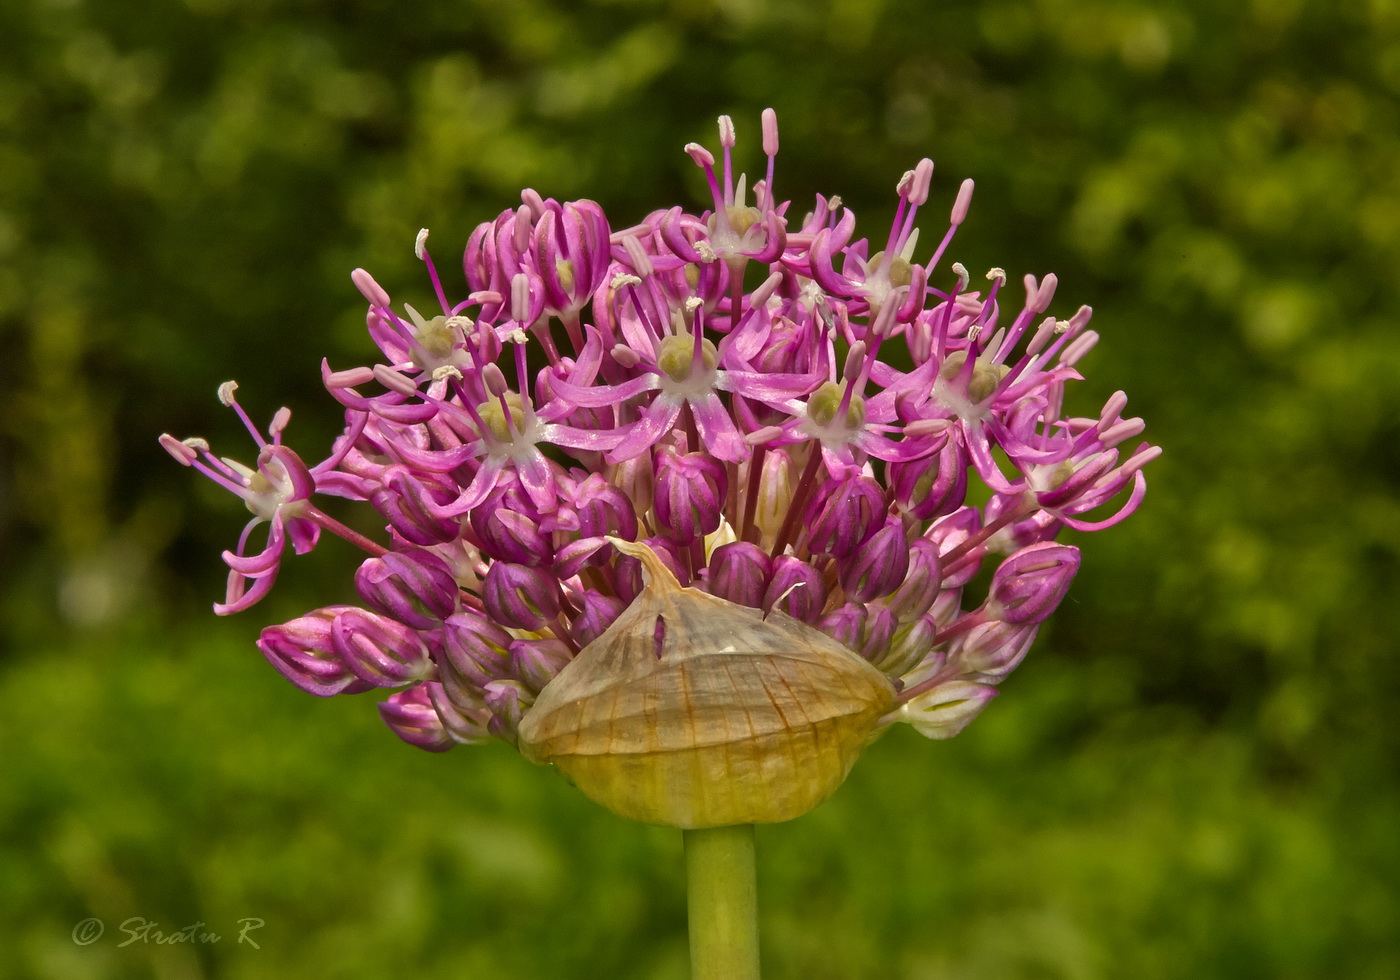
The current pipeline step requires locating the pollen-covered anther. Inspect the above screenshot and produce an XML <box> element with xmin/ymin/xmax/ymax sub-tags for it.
<box><xmin>986</xmin><ymin>267</ymin><xmax>1007</xmax><ymax>286</ymax></box>
<box><xmin>951</xmin><ymin>262</ymin><xmax>971</xmax><ymax>291</ymax></box>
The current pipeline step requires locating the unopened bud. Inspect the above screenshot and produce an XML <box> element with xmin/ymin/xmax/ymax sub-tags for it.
<box><xmin>986</xmin><ymin>543</ymin><xmax>1080</xmax><ymax>625</ymax></box>
<box><xmin>654</xmin><ymin>451</ymin><xmax>728</xmax><ymax>544</ymax></box>
<box><xmin>705</xmin><ymin>541</ymin><xmax>772</xmax><ymax>609</ymax></box>
<box><xmin>838</xmin><ymin>516</ymin><xmax>910</xmax><ymax>603</ymax></box>
<box><xmin>378</xmin><ymin>683</ymin><xmax>455</xmax><ymax>752</ymax></box>
<box><xmin>764</xmin><ymin>555</ymin><xmax>827</xmax><ymax>623</ymax></box>
<box><xmin>898</xmin><ymin>680</ymin><xmax>997</xmax><ymax>739</ymax></box>
<box><xmin>955</xmin><ymin>620</ymin><xmax>1039</xmax><ymax>681</ymax></box>
<box><xmin>440</xmin><ymin>610</ymin><xmax>515</xmax><ymax>692</ymax></box>
<box><xmin>257</xmin><ymin>607</ymin><xmax>373</xmax><ymax>697</ymax></box>
<box><xmin>354</xmin><ymin>550</ymin><xmax>459</xmax><ymax>629</ymax></box>
<box><xmin>806</xmin><ymin>474</ymin><xmax>884</xmax><ymax>558</ymax></box>
<box><xmin>483</xmin><ymin>562</ymin><xmax>562</xmax><ymax>631</ymax></box>
<box><xmin>569</xmin><ymin>590</ymin><xmax>625</xmax><ymax>648</ymax></box>
<box><xmin>512</xmin><ymin>637</ymin><xmax>571</xmax><ymax>695</ymax></box>
<box><xmin>882</xmin><ymin>538</ymin><xmax>942</xmax><ymax>623</ymax></box>
<box><xmin>332</xmin><ymin>608</ymin><xmax>433</xmax><ymax>687</ymax></box>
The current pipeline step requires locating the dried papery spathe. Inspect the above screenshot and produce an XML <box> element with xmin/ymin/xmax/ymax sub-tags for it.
<box><xmin>517</xmin><ymin>538</ymin><xmax>896</xmax><ymax>828</ymax></box>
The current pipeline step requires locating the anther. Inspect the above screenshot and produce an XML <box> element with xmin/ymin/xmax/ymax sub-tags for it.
<box><xmin>951</xmin><ymin>262</ymin><xmax>970</xmax><ymax>291</ymax></box>
<box><xmin>1033</xmin><ymin>272</ymin><xmax>1058</xmax><ymax>313</ymax></box>
<box><xmin>351</xmin><ymin>268</ymin><xmax>391</xmax><ymax>308</ymax></box>
<box><xmin>482</xmin><ymin>363</ymin><xmax>510</xmax><ymax>398</ymax></box>
<box><xmin>718</xmin><ymin>114</ymin><xmax>736</xmax><ymax>148</ymax></box>
<box><xmin>843</xmin><ymin>342</ymin><xmax>867</xmax><ymax>383</ymax></box>
<box><xmin>909</xmin><ymin>158</ymin><xmax>934</xmax><ymax>206</ymax></box>
<box><xmin>373</xmin><ymin>364</ymin><xmax>419</xmax><ymax>397</ymax></box>
<box><xmin>159</xmin><ymin>434</ymin><xmax>198</xmax><ymax>464</ymax></box>
<box><xmin>761</xmin><ymin>108</ymin><xmax>779</xmax><ymax>156</ymax></box>
<box><xmin>622</xmin><ymin>235</ymin><xmax>654</xmax><ymax>278</ymax></box>
<box><xmin>745</xmin><ymin>425</ymin><xmax>785</xmax><ymax>445</ymax></box>
<box><xmin>685</xmin><ymin>143</ymin><xmax>715</xmax><ymax>168</ymax></box>
<box><xmin>951</xmin><ymin>178</ymin><xmax>974</xmax><ymax>225</ymax></box>
<box><xmin>611</xmin><ymin>344</ymin><xmax>641</xmax><ymax>369</ymax></box>
<box><xmin>270</xmin><ymin>407</ymin><xmax>292</xmax><ymax>437</ymax></box>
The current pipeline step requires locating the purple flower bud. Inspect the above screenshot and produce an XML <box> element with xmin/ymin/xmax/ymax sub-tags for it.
<box><xmin>859</xmin><ymin>604</ymin><xmax>897</xmax><ymax>663</ymax></box>
<box><xmin>897</xmin><ymin>680</ymin><xmax>998</xmax><ymax>739</ymax></box>
<box><xmin>805</xmin><ymin>474</ymin><xmax>885</xmax><ymax>558</ymax></box>
<box><xmin>890</xmin><ymin>439</ymin><xmax>967</xmax><ymax>521</ymax></box>
<box><xmin>986</xmin><ymin>543</ymin><xmax>1080</xmax><ymax>625</ymax></box>
<box><xmin>440</xmin><ymin>609</ymin><xmax>515</xmax><ymax>691</ymax></box>
<box><xmin>535</xmin><ymin>200</ymin><xmax>612</xmax><ymax>320</ymax></box>
<box><xmin>332</xmin><ymin>608</ymin><xmax>433</xmax><ymax>687</ymax></box>
<box><xmin>654</xmin><ymin>451</ymin><xmax>728</xmax><ymax>544</ymax></box>
<box><xmin>378</xmin><ymin>683</ymin><xmax>456</xmax><ymax>752</ymax></box>
<box><xmin>484</xmin><ymin>679</ymin><xmax>530</xmax><ymax>743</ymax></box>
<box><xmin>426</xmin><ymin>681</ymin><xmax>492</xmax><ymax>746</ymax></box>
<box><xmin>955</xmin><ymin>621</ymin><xmax>1039</xmax><ymax>681</ymax></box>
<box><xmin>482</xmin><ymin>562</ymin><xmax>562</xmax><ymax>631</ymax></box>
<box><xmin>705</xmin><ymin>541</ymin><xmax>772</xmax><ymax>608</ymax></box>
<box><xmin>257</xmin><ymin>606</ymin><xmax>374</xmax><ymax>697</ymax></box>
<box><xmin>372</xmin><ymin>465</ymin><xmax>462</xmax><ymax>546</ymax></box>
<box><xmin>838</xmin><ymin>516</ymin><xmax>910</xmax><ymax>602</ymax></box>
<box><xmin>512</xmin><ymin>637</ymin><xmax>571</xmax><ymax>695</ymax></box>
<box><xmin>572</xmin><ymin>474</ymin><xmax>638</xmax><ymax>541</ymax></box>
<box><xmin>354</xmin><ymin>549</ymin><xmax>459</xmax><ymax>629</ymax></box>
<box><xmin>471</xmin><ymin>504</ymin><xmax>553</xmax><ymax>566</ymax></box>
<box><xmin>817</xmin><ymin>601</ymin><xmax>866</xmax><ymax>652</ymax></box>
<box><xmin>764</xmin><ymin>555</ymin><xmax>827</xmax><ymax>623</ymax></box>
<box><xmin>881</xmin><ymin>538</ymin><xmax>941</xmax><ymax>623</ymax></box>
<box><xmin>553</xmin><ymin>536</ymin><xmax>614</xmax><ymax>579</ymax></box>
<box><xmin>569</xmin><ymin>589</ymin><xmax>625</xmax><ymax>648</ymax></box>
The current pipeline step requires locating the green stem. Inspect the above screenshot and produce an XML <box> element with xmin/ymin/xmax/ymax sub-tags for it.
<box><xmin>684</xmin><ymin>824</ymin><xmax>761</xmax><ymax>980</ymax></box>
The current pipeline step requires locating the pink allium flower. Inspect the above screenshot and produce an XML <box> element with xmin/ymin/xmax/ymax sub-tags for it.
<box><xmin>165</xmin><ymin>110</ymin><xmax>1159</xmax><ymax>752</ymax></box>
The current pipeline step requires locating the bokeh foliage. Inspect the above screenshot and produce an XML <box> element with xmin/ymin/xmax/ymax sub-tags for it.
<box><xmin>2</xmin><ymin>0</ymin><xmax>1398</xmax><ymax>976</ymax></box>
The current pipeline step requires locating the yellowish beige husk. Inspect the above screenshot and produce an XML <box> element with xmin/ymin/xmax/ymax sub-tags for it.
<box><xmin>517</xmin><ymin>538</ymin><xmax>896</xmax><ymax>828</ymax></box>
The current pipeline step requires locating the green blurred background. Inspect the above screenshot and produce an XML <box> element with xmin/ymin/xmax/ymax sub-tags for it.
<box><xmin>2</xmin><ymin>0</ymin><xmax>1397</xmax><ymax>976</ymax></box>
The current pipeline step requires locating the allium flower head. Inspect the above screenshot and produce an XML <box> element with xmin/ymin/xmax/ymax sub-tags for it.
<box><xmin>165</xmin><ymin>111</ymin><xmax>1159</xmax><ymax>822</ymax></box>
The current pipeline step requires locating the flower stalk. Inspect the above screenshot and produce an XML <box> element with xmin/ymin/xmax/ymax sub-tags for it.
<box><xmin>685</xmin><ymin>824</ymin><xmax>761</xmax><ymax>980</ymax></box>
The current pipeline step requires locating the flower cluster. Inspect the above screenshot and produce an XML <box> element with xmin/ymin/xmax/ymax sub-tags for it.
<box><xmin>164</xmin><ymin>110</ymin><xmax>1157</xmax><ymax>752</ymax></box>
